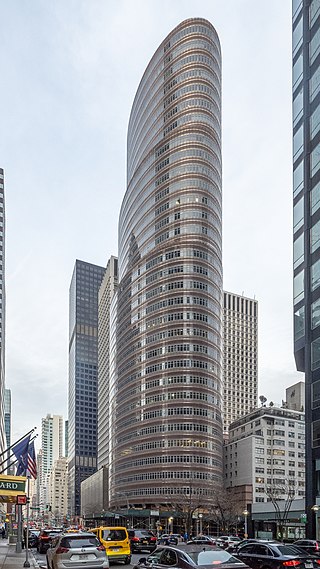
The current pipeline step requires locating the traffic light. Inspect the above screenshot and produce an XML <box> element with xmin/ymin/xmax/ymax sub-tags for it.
<box><xmin>26</xmin><ymin>497</ymin><xmax>30</xmax><ymax>504</ymax></box>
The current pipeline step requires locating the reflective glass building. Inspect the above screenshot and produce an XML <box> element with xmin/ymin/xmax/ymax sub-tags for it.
<box><xmin>292</xmin><ymin>0</ymin><xmax>320</xmax><ymax>537</ymax></box>
<box><xmin>111</xmin><ymin>18</ymin><xmax>223</xmax><ymax>507</ymax></box>
<box><xmin>68</xmin><ymin>260</ymin><xmax>105</xmax><ymax>517</ymax></box>
<box><xmin>0</xmin><ymin>169</ymin><xmax>5</xmax><ymax>460</ymax></box>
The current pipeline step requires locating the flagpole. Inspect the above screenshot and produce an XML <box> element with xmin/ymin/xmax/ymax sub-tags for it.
<box><xmin>0</xmin><ymin>435</ymin><xmax>38</xmax><ymax>475</ymax></box>
<box><xmin>0</xmin><ymin>429</ymin><xmax>36</xmax><ymax>460</ymax></box>
<box><xmin>23</xmin><ymin>477</ymin><xmax>30</xmax><ymax>568</ymax></box>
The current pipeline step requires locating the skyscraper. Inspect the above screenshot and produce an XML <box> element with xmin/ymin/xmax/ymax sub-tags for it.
<box><xmin>0</xmin><ymin>169</ymin><xmax>5</xmax><ymax>459</ymax></box>
<box><xmin>68</xmin><ymin>260</ymin><xmax>105</xmax><ymax>517</ymax></box>
<box><xmin>223</xmin><ymin>292</ymin><xmax>258</xmax><ymax>435</ymax></box>
<box><xmin>111</xmin><ymin>18</ymin><xmax>223</xmax><ymax>508</ymax></box>
<box><xmin>97</xmin><ymin>256</ymin><xmax>118</xmax><ymax>470</ymax></box>
<box><xmin>292</xmin><ymin>0</ymin><xmax>319</xmax><ymax>537</ymax></box>
<box><xmin>40</xmin><ymin>414</ymin><xmax>64</xmax><ymax>509</ymax></box>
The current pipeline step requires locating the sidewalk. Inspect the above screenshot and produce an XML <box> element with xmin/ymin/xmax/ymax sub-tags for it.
<box><xmin>0</xmin><ymin>539</ymin><xmax>40</xmax><ymax>569</ymax></box>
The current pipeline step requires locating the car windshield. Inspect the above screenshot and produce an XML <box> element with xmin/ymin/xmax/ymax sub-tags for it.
<box><xmin>61</xmin><ymin>536</ymin><xmax>99</xmax><ymax>549</ymax></box>
<box><xmin>102</xmin><ymin>529</ymin><xmax>127</xmax><ymax>540</ymax></box>
<box><xmin>188</xmin><ymin>550</ymin><xmax>241</xmax><ymax>565</ymax></box>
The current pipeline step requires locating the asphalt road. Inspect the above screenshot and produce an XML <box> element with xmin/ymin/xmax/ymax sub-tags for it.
<box><xmin>34</xmin><ymin>549</ymin><xmax>147</xmax><ymax>569</ymax></box>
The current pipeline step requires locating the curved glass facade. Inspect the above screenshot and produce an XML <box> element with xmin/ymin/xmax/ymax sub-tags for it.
<box><xmin>112</xmin><ymin>18</ymin><xmax>223</xmax><ymax>507</ymax></box>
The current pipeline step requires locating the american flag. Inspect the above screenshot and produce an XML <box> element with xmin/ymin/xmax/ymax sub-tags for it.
<box><xmin>26</xmin><ymin>440</ymin><xmax>37</xmax><ymax>479</ymax></box>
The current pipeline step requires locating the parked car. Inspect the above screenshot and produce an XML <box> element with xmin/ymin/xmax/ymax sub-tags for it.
<box><xmin>226</xmin><ymin>539</ymin><xmax>280</xmax><ymax>554</ymax></box>
<box><xmin>293</xmin><ymin>540</ymin><xmax>320</xmax><ymax>556</ymax></box>
<box><xmin>216</xmin><ymin>536</ymin><xmax>242</xmax><ymax>549</ymax></box>
<box><xmin>28</xmin><ymin>530</ymin><xmax>40</xmax><ymax>548</ymax></box>
<box><xmin>37</xmin><ymin>528</ymin><xmax>63</xmax><ymax>553</ymax></box>
<box><xmin>188</xmin><ymin>536</ymin><xmax>217</xmax><ymax>546</ymax></box>
<box><xmin>235</xmin><ymin>541</ymin><xmax>320</xmax><ymax>569</ymax></box>
<box><xmin>132</xmin><ymin>543</ymin><xmax>250</xmax><ymax>569</ymax></box>
<box><xmin>128</xmin><ymin>529</ymin><xmax>157</xmax><ymax>553</ymax></box>
<box><xmin>46</xmin><ymin>532</ymin><xmax>109</xmax><ymax>569</ymax></box>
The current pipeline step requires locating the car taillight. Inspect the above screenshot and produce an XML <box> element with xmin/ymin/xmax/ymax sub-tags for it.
<box><xmin>315</xmin><ymin>560</ymin><xmax>320</xmax><ymax>565</ymax></box>
<box><xmin>132</xmin><ymin>537</ymin><xmax>139</xmax><ymax>542</ymax></box>
<box><xmin>317</xmin><ymin>544</ymin><xmax>319</xmax><ymax>551</ymax></box>
<box><xmin>56</xmin><ymin>546</ymin><xmax>69</xmax><ymax>554</ymax></box>
<box><xmin>97</xmin><ymin>545</ymin><xmax>105</xmax><ymax>551</ymax></box>
<box><xmin>283</xmin><ymin>561</ymin><xmax>301</xmax><ymax>566</ymax></box>
<box><xmin>150</xmin><ymin>537</ymin><xmax>156</xmax><ymax>542</ymax></box>
<box><xmin>41</xmin><ymin>536</ymin><xmax>49</xmax><ymax>540</ymax></box>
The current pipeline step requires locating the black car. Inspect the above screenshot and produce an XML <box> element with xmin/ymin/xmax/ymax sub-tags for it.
<box><xmin>158</xmin><ymin>534</ymin><xmax>180</xmax><ymax>545</ymax></box>
<box><xmin>235</xmin><ymin>542</ymin><xmax>320</xmax><ymax>569</ymax></box>
<box><xmin>293</xmin><ymin>541</ymin><xmax>320</xmax><ymax>556</ymax></box>
<box><xmin>133</xmin><ymin>544</ymin><xmax>250</xmax><ymax>569</ymax></box>
<box><xmin>37</xmin><ymin>528</ymin><xmax>62</xmax><ymax>553</ymax></box>
<box><xmin>226</xmin><ymin>540</ymin><xmax>280</xmax><ymax>554</ymax></box>
<box><xmin>128</xmin><ymin>529</ymin><xmax>157</xmax><ymax>553</ymax></box>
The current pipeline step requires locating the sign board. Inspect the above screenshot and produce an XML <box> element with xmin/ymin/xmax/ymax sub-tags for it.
<box><xmin>0</xmin><ymin>475</ymin><xmax>26</xmax><ymax>497</ymax></box>
<box><xmin>150</xmin><ymin>510</ymin><xmax>159</xmax><ymax>516</ymax></box>
<box><xmin>16</xmin><ymin>495</ymin><xmax>27</xmax><ymax>505</ymax></box>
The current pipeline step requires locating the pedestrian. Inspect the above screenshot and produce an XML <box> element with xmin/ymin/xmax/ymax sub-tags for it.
<box><xmin>1</xmin><ymin>527</ymin><xmax>5</xmax><ymax>539</ymax></box>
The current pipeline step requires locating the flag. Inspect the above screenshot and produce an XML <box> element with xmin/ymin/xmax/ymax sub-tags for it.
<box><xmin>12</xmin><ymin>434</ymin><xmax>31</xmax><ymax>476</ymax></box>
<box><xmin>26</xmin><ymin>440</ymin><xmax>37</xmax><ymax>479</ymax></box>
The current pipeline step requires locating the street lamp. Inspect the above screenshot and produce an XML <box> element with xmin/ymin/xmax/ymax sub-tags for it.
<box><xmin>168</xmin><ymin>516</ymin><xmax>173</xmax><ymax>533</ymax></box>
<box><xmin>243</xmin><ymin>510</ymin><xmax>249</xmax><ymax>539</ymax></box>
<box><xmin>312</xmin><ymin>505</ymin><xmax>319</xmax><ymax>540</ymax></box>
<box><xmin>199</xmin><ymin>513</ymin><xmax>203</xmax><ymax>535</ymax></box>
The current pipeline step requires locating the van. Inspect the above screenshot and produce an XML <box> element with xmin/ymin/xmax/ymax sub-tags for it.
<box><xmin>90</xmin><ymin>526</ymin><xmax>131</xmax><ymax>564</ymax></box>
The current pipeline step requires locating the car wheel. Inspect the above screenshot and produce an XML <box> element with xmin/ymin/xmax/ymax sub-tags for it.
<box><xmin>124</xmin><ymin>556</ymin><xmax>131</xmax><ymax>564</ymax></box>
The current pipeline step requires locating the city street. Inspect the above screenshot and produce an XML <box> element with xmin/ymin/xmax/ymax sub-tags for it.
<box><xmin>34</xmin><ymin>549</ymin><xmax>145</xmax><ymax>569</ymax></box>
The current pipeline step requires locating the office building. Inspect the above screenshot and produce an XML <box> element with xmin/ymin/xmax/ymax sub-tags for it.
<box><xmin>97</xmin><ymin>256</ymin><xmax>118</xmax><ymax>469</ymax></box>
<box><xmin>0</xmin><ymin>169</ymin><xmax>5</xmax><ymax>459</ymax></box>
<box><xmin>111</xmin><ymin>18</ymin><xmax>223</xmax><ymax>508</ymax></box>
<box><xmin>68</xmin><ymin>260</ymin><xmax>105</xmax><ymax>517</ymax></box>
<box><xmin>223</xmin><ymin>292</ymin><xmax>258</xmax><ymax>434</ymax></box>
<box><xmin>225</xmin><ymin>404</ymin><xmax>305</xmax><ymax>506</ymax></box>
<box><xmin>292</xmin><ymin>0</ymin><xmax>320</xmax><ymax>536</ymax></box>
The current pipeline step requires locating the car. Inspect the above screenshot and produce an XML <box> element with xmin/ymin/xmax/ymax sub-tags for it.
<box><xmin>37</xmin><ymin>528</ymin><xmax>63</xmax><ymax>553</ymax></box>
<box><xmin>27</xmin><ymin>530</ymin><xmax>40</xmax><ymax>548</ymax></box>
<box><xmin>235</xmin><ymin>541</ymin><xmax>320</xmax><ymax>569</ymax></box>
<box><xmin>158</xmin><ymin>534</ymin><xmax>180</xmax><ymax>545</ymax></box>
<box><xmin>293</xmin><ymin>540</ymin><xmax>320</xmax><ymax>556</ymax></box>
<box><xmin>216</xmin><ymin>536</ymin><xmax>242</xmax><ymax>549</ymax></box>
<box><xmin>46</xmin><ymin>531</ymin><xmax>109</xmax><ymax>569</ymax></box>
<box><xmin>128</xmin><ymin>529</ymin><xmax>157</xmax><ymax>553</ymax></box>
<box><xmin>226</xmin><ymin>539</ymin><xmax>280</xmax><ymax>554</ymax></box>
<box><xmin>187</xmin><ymin>536</ymin><xmax>217</xmax><ymax>546</ymax></box>
<box><xmin>132</xmin><ymin>543</ymin><xmax>250</xmax><ymax>569</ymax></box>
<box><xmin>89</xmin><ymin>526</ymin><xmax>131</xmax><ymax>564</ymax></box>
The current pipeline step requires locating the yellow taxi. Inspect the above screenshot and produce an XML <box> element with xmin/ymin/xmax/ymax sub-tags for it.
<box><xmin>90</xmin><ymin>526</ymin><xmax>131</xmax><ymax>564</ymax></box>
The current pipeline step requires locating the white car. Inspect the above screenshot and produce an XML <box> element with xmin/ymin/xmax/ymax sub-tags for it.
<box><xmin>216</xmin><ymin>536</ymin><xmax>242</xmax><ymax>548</ymax></box>
<box><xmin>46</xmin><ymin>532</ymin><xmax>109</xmax><ymax>569</ymax></box>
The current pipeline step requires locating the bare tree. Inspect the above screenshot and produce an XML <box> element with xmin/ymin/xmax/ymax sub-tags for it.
<box><xmin>207</xmin><ymin>489</ymin><xmax>243</xmax><ymax>534</ymax></box>
<box><xmin>265</xmin><ymin>479</ymin><xmax>298</xmax><ymax>539</ymax></box>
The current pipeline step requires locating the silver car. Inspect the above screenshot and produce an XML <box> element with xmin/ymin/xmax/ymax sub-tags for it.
<box><xmin>46</xmin><ymin>532</ymin><xmax>109</xmax><ymax>569</ymax></box>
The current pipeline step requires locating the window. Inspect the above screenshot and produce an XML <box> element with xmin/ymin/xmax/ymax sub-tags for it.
<box><xmin>310</xmin><ymin>26</ymin><xmax>320</xmax><ymax>65</ymax></box>
<box><xmin>293</xmin><ymin>125</ymin><xmax>304</xmax><ymax>160</ymax></box>
<box><xmin>310</xmin><ymin>0</ymin><xmax>320</xmax><ymax>26</ymax></box>
<box><xmin>294</xmin><ymin>196</ymin><xmax>304</xmax><ymax>232</ymax></box>
<box><xmin>294</xmin><ymin>270</ymin><xmax>304</xmax><ymax>303</ymax></box>
<box><xmin>311</xmin><ymin>337</ymin><xmax>320</xmax><ymax>370</ymax></box>
<box><xmin>312</xmin><ymin>379</ymin><xmax>320</xmax><ymax>408</ymax></box>
<box><xmin>293</xmin><ymin>54</ymin><xmax>303</xmax><ymax>89</ymax></box>
<box><xmin>311</xmin><ymin>143</ymin><xmax>320</xmax><ymax>178</ymax></box>
<box><xmin>311</xmin><ymin>104</ymin><xmax>320</xmax><ymax>140</ymax></box>
<box><xmin>311</xmin><ymin>220</ymin><xmax>320</xmax><ymax>253</ymax></box>
<box><xmin>293</xmin><ymin>16</ymin><xmax>303</xmax><ymax>57</ymax></box>
<box><xmin>294</xmin><ymin>233</ymin><xmax>304</xmax><ymax>268</ymax></box>
<box><xmin>312</xmin><ymin>181</ymin><xmax>320</xmax><ymax>215</ymax></box>
<box><xmin>313</xmin><ymin>419</ymin><xmax>320</xmax><ymax>447</ymax></box>
<box><xmin>312</xmin><ymin>298</ymin><xmax>320</xmax><ymax>329</ymax></box>
<box><xmin>294</xmin><ymin>305</ymin><xmax>305</xmax><ymax>340</ymax></box>
<box><xmin>294</xmin><ymin>160</ymin><xmax>304</xmax><ymax>197</ymax></box>
<box><xmin>311</xmin><ymin>64</ymin><xmax>320</xmax><ymax>102</ymax></box>
<box><xmin>293</xmin><ymin>87</ymin><xmax>303</xmax><ymax>127</ymax></box>
<box><xmin>311</xmin><ymin>259</ymin><xmax>320</xmax><ymax>291</ymax></box>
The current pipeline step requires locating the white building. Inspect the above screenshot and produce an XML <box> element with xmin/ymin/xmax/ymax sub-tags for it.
<box><xmin>40</xmin><ymin>414</ymin><xmax>64</xmax><ymax>509</ymax></box>
<box><xmin>223</xmin><ymin>292</ymin><xmax>258</xmax><ymax>435</ymax></box>
<box><xmin>48</xmin><ymin>457</ymin><xmax>68</xmax><ymax>525</ymax></box>
<box><xmin>225</xmin><ymin>405</ymin><xmax>305</xmax><ymax>505</ymax></box>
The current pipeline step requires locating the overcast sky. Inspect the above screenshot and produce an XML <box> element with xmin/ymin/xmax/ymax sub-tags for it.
<box><xmin>0</xmin><ymin>0</ymin><xmax>297</xmax><ymax>446</ymax></box>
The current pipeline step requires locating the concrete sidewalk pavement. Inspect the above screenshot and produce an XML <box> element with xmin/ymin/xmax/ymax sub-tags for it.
<box><xmin>0</xmin><ymin>540</ymin><xmax>41</xmax><ymax>569</ymax></box>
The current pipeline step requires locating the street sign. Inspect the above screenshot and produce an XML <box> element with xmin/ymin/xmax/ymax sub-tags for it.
<box><xmin>16</xmin><ymin>495</ymin><xmax>27</xmax><ymax>505</ymax></box>
<box><xmin>30</xmin><ymin>507</ymin><xmax>40</xmax><ymax>511</ymax></box>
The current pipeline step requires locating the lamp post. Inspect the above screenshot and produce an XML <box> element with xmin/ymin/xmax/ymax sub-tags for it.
<box><xmin>243</xmin><ymin>510</ymin><xmax>249</xmax><ymax>539</ymax></box>
<box><xmin>168</xmin><ymin>516</ymin><xmax>173</xmax><ymax>533</ymax></box>
<box><xmin>199</xmin><ymin>513</ymin><xmax>203</xmax><ymax>535</ymax></box>
<box><xmin>312</xmin><ymin>505</ymin><xmax>319</xmax><ymax>540</ymax></box>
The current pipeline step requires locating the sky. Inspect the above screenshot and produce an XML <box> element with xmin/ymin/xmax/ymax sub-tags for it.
<box><xmin>0</xmin><ymin>0</ymin><xmax>297</xmax><ymax>446</ymax></box>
